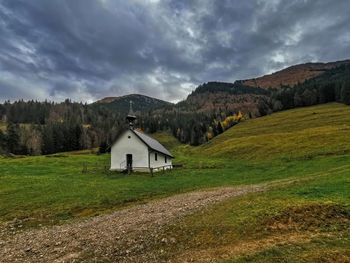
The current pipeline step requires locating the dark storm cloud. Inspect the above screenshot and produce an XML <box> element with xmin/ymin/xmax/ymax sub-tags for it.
<box><xmin>0</xmin><ymin>0</ymin><xmax>349</xmax><ymax>103</ymax></box>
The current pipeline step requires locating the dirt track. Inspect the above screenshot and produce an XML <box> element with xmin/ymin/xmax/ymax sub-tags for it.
<box><xmin>0</xmin><ymin>183</ymin><xmax>273</xmax><ymax>263</ymax></box>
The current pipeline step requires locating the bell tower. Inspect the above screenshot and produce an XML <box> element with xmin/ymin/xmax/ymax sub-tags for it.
<box><xmin>126</xmin><ymin>100</ymin><xmax>136</xmax><ymax>129</ymax></box>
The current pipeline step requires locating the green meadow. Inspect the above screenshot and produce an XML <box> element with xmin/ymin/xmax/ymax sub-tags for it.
<box><xmin>0</xmin><ymin>101</ymin><xmax>349</xmax><ymax>262</ymax></box>
<box><xmin>4</xmin><ymin>151</ymin><xmax>348</xmax><ymax>227</ymax></box>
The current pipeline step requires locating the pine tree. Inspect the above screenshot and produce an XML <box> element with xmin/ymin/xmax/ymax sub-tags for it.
<box><xmin>99</xmin><ymin>140</ymin><xmax>108</xmax><ymax>153</ymax></box>
<box><xmin>6</xmin><ymin>123</ymin><xmax>20</xmax><ymax>154</ymax></box>
<box><xmin>0</xmin><ymin>130</ymin><xmax>6</xmax><ymax>153</ymax></box>
<box><xmin>212</xmin><ymin>123</ymin><xmax>218</xmax><ymax>136</ymax></box>
<box><xmin>217</xmin><ymin>121</ymin><xmax>224</xmax><ymax>134</ymax></box>
<box><xmin>41</xmin><ymin>124</ymin><xmax>54</xmax><ymax>154</ymax></box>
<box><xmin>341</xmin><ymin>81</ymin><xmax>350</xmax><ymax>105</ymax></box>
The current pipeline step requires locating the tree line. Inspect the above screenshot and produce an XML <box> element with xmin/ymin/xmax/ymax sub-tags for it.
<box><xmin>0</xmin><ymin>99</ymin><xmax>246</xmax><ymax>155</ymax></box>
<box><xmin>0</xmin><ymin>100</ymin><xmax>125</xmax><ymax>155</ymax></box>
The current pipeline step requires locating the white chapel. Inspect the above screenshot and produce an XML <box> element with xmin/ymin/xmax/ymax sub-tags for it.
<box><xmin>110</xmin><ymin>102</ymin><xmax>174</xmax><ymax>172</ymax></box>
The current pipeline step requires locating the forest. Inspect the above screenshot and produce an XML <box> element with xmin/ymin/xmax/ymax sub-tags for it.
<box><xmin>257</xmin><ymin>63</ymin><xmax>350</xmax><ymax>115</ymax></box>
<box><xmin>0</xmin><ymin>64</ymin><xmax>350</xmax><ymax>156</ymax></box>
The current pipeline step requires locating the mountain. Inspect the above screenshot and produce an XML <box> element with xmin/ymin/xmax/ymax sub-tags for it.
<box><xmin>174</xmin><ymin>61</ymin><xmax>350</xmax><ymax>122</ymax></box>
<box><xmin>179</xmin><ymin>81</ymin><xmax>269</xmax><ymax>117</ymax></box>
<box><xmin>242</xmin><ymin>59</ymin><xmax>350</xmax><ymax>90</ymax></box>
<box><xmin>93</xmin><ymin>59</ymin><xmax>350</xmax><ymax>117</ymax></box>
<box><xmin>95</xmin><ymin>94</ymin><xmax>172</xmax><ymax>114</ymax></box>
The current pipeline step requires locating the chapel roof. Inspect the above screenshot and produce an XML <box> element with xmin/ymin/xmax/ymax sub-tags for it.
<box><xmin>132</xmin><ymin>129</ymin><xmax>174</xmax><ymax>158</ymax></box>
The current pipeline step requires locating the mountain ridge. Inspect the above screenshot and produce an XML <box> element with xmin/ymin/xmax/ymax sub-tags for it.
<box><xmin>96</xmin><ymin>93</ymin><xmax>171</xmax><ymax>105</ymax></box>
<box><xmin>242</xmin><ymin>59</ymin><xmax>350</xmax><ymax>90</ymax></box>
<box><xmin>94</xmin><ymin>93</ymin><xmax>172</xmax><ymax>114</ymax></box>
<box><xmin>93</xmin><ymin>59</ymin><xmax>350</xmax><ymax>118</ymax></box>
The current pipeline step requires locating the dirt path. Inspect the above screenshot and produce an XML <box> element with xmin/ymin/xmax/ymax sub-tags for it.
<box><xmin>0</xmin><ymin>169</ymin><xmax>339</xmax><ymax>263</ymax></box>
<box><xmin>0</xmin><ymin>184</ymin><xmax>270</xmax><ymax>263</ymax></box>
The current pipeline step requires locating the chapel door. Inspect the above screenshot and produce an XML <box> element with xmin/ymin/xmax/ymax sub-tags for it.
<box><xmin>126</xmin><ymin>154</ymin><xmax>133</xmax><ymax>172</ymax></box>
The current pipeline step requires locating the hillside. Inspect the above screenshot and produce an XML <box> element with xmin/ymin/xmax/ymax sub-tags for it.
<box><xmin>95</xmin><ymin>94</ymin><xmax>172</xmax><ymax>114</ymax></box>
<box><xmin>242</xmin><ymin>59</ymin><xmax>350</xmax><ymax>89</ymax></box>
<box><xmin>195</xmin><ymin>103</ymin><xmax>350</xmax><ymax>160</ymax></box>
<box><xmin>171</xmin><ymin>60</ymin><xmax>350</xmax><ymax>119</ymax></box>
<box><xmin>180</xmin><ymin>81</ymin><xmax>269</xmax><ymax>116</ymax></box>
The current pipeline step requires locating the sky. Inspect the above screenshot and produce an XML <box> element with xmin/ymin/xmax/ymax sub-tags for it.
<box><xmin>0</xmin><ymin>0</ymin><xmax>350</xmax><ymax>103</ymax></box>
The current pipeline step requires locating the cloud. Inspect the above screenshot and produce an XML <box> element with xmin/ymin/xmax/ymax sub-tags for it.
<box><xmin>0</xmin><ymin>0</ymin><xmax>349</xmax><ymax>103</ymax></box>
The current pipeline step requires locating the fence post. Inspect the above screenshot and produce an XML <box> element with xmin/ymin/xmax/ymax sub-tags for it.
<box><xmin>150</xmin><ymin>168</ymin><xmax>153</xmax><ymax>177</ymax></box>
<box><xmin>82</xmin><ymin>164</ymin><xmax>87</xmax><ymax>173</ymax></box>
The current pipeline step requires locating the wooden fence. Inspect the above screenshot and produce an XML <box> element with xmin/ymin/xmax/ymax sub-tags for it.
<box><xmin>149</xmin><ymin>164</ymin><xmax>173</xmax><ymax>176</ymax></box>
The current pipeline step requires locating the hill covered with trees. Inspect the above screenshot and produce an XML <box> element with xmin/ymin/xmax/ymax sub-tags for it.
<box><xmin>95</xmin><ymin>94</ymin><xmax>172</xmax><ymax>114</ymax></box>
<box><xmin>0</xmin><ymin>61</ymin><xmax>350</xmax><ymax>156</ymax></box>
<box><xmin>257</xmin><ymin>63</ymin><xmax>350</xmax><ymax>115</ymax></box>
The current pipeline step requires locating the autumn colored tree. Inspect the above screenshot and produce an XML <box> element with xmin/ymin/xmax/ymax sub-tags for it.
<box><xmin>237</xmin><ymin>111</ymin><xmax>243</xmax><ymax>121</ymax></box>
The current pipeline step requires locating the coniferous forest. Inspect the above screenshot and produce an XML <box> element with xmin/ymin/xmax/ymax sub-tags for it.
<box><xmin>0</xmin><ymin>63</ymin><xmax>350</xmax><ymax>156</ymax></box>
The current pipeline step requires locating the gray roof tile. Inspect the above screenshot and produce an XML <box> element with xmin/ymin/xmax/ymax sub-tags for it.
<box><xmin>132</xmin><ymin>129</ymin><xmax>174</xmax><ymax>158</ymax></box>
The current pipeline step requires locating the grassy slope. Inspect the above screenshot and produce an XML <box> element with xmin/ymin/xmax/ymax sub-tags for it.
<box><xmin>0</xmin><ymin>103</ymin><xmax>349</xmax><ymax>242</ymax></box>
<box><xmin>195</xmin><ymin>103</ymin><xmax>350</xmax><ymax>160</ymax></box>
<box><xmin>155</xmin><ymin>168</ymin><xmax>349</xmax><ymax>262</ymax></box>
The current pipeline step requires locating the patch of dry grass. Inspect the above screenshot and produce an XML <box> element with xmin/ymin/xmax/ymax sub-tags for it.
<box><xmin>0</xmin><ymin>122</ymin><xmax>6</xmax><ymax>132</ymax></box>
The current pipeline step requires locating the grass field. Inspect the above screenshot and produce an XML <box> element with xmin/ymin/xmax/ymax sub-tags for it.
<box><xmin>0</xmin><ymin>103</ymin><xmax>349</xmax><ymax>261</ymax></box>
<box><xmin>4</xmin><ymin>153</ymin><xmax>349</xmax><ymax>227</ymax></box>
